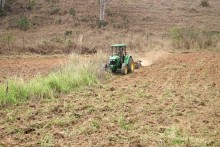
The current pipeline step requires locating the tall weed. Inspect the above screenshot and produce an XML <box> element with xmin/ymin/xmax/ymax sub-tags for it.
<box><xmin>0</xmin><ymin>52</ymin><xmax>109</xmax><ymax>106</ymax></box>
<box><xmin>170</xmin><ymin>27</ymin><xmax>220</xmax><ymax>50</ymax></box>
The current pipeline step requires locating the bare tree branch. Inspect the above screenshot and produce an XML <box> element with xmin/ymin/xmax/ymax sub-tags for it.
<box><xmin>100</xmin><ymin>0</ymin><xmax>112</xmax><ymax>22</ymax></box>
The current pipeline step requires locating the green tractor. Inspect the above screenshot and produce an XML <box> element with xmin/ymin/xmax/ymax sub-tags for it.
<box><xmin>108</xmin><ymin>44</ymin><xmax>135</xmax><ymax>75</ymax></box>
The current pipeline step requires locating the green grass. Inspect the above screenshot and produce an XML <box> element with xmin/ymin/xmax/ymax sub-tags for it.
<box><xmin>0</xmin><ymin>53</ymin><xmax>109</xmax><ymax>106</ymax></box>
<box><xmin>40</xmin><ymin>133</ymin><xmax>55</xmax><ymax>147</ymax></box>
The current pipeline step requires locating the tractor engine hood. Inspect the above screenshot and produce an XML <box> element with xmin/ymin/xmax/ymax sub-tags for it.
<box><xmin>109</xmin><ymin>56</ymin><xmax>119</xmax><ymax>64</ymax></box>
<box><xmin>109</xmin><ymin>55</ymin><xmax>120</xmax><ymax>60</ymax></box>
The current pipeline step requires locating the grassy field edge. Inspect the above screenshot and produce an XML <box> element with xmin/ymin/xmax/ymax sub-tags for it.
<box><xmin>0</xmin><ymin>53</ymin><xmax>109</xmax><ymax>106</ymax></box>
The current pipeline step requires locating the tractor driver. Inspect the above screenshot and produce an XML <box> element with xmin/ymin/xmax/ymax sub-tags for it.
<box><xmin>119</xmin><ymin>47</ymin><xmax>125</xmax><ymax>63</ymax></box>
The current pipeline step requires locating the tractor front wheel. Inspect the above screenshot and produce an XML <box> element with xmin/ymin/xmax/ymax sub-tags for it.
<box><xmin>128</xmin><ymin>57</ymin><xmax>134</xmax><ymax>73</ymax></box>
<box><xmin>121</xmin><ymin>63</ymin><xmax>128</xmax><ymax>75</ymax></box>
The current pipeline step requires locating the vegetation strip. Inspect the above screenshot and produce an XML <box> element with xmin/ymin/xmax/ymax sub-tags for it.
<box><xmin>0</xmin><ymin>53</ymin><xmax>108</xmax><ymax>105</ymax></box>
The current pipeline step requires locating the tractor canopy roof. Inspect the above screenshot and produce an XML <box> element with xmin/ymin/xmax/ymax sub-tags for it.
<box><xmin>111</xmin><ymin>44</ymin><xmax>127</xmax><ymax>47</ymax></box>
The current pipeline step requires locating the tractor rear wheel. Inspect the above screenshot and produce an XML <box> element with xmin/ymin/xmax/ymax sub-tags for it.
<box><xmin>128</xmin><ymin>57</ymin><xmax>134</xmax><ymax>73</ymax></box>
<box><xmin>121</xmin><ymin>63</ymin><xmax>128</xmax><ymax>75</ymax></box>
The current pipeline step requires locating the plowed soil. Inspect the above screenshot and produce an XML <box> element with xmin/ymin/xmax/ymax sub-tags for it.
<box><xmin>0</xmin><ymin>55</ymin><xmax>68</xmax><ymax>83</ymax></box>
<box><xmin>0</xmin><ymin>51</ymin><xmax>220</xmax><ymax>146</ymax></box>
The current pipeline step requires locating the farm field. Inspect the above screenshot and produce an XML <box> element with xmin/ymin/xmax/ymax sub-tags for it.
<box><xmin>0</xmin><ymin>55</ymin><xmax>68</xmax><ymax>83</ymax></box>
<box><xmin>0</xmin><ymin>51</ymin><xmax>219</xmax><ymax>146</ymax></box>
<box><xmin>0</xmin><ymin>0</ymin><xmax>220</xmax><ymax>146</ymax></box>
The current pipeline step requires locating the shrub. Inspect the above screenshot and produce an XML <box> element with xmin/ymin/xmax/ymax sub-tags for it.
<box><xmin>49</xmin><ymin>7</ymin><xmax>60</xmax><ymax>15</ymax></box>
<box><xmin>200</xmin><ymin>0</ymin><xmax>209</xmax><ymax>7</ymax></box>
<box><xmin>17</xmin><ymin>16</ymin><xmax>30</xmax><ymax>31</ymax></box>
<box><xmin>170</xmin><ymin>27</ymin><xmax>182</xmax><ymax>41</ymax></box>
<box><xmin>98</xmin><ymin>20</ymin><xmax>108</xmax><ymax>28</ymax></box>
<box><xmin>65</xmin><ymin>30</ymin><xmax>72</xmax><ymax>37</ymax></box>
<box><xmin>66</xmin><ymin>39</ymin><xmax>73</xmax><ymax>49</ymax></box>
<box><xmin>0</xmin><ymin>9</ymin><xmax>6</xmax><ymax>17</ymax></box>
<box><xmin>69</xmin><ymin>8</ymin><xmax>76</xmax><ymax>17</ymax></box>
<box><xmin>27</xmin><ymin>0</ymin><xmax>36</xmax><ymax>10</ymax></box>
<box><xmin>106</xmin><ymin>10</ymin><xmax>114</xmax><ymax>17</ymax></box>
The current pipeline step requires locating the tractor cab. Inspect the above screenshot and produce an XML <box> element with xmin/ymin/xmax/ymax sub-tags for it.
<box><xmin>111</xmin><ymin>44</ymin><xmax>127</xmax><ymax>57</ymax></box>
<box><xmin>109</xmin><ymin>44</ymin><xmax>134</xmax><ymax>74</ymax></box>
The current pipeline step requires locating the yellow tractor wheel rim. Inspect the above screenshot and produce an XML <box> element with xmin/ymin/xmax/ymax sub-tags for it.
<box><xmin>125</xmin><ymin>67</ymin><xmax>128</xmax><ymax>74</ymax></box>
<box><xmin>131</xmin><ymin>63</ymin><xmax>134</xmax><ymax>71</ymax></box>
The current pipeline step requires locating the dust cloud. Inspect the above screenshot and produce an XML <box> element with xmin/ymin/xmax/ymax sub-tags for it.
<box><xmin>132</xmin><ymin>50</ymin><xmax>169</xmax><ymax>66</ymax></box>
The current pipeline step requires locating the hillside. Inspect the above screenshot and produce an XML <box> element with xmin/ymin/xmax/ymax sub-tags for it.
<box><xmin>0</xmin><ymin>0</ymin><xmax>220</xmax><ymax>54</ymax></box>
